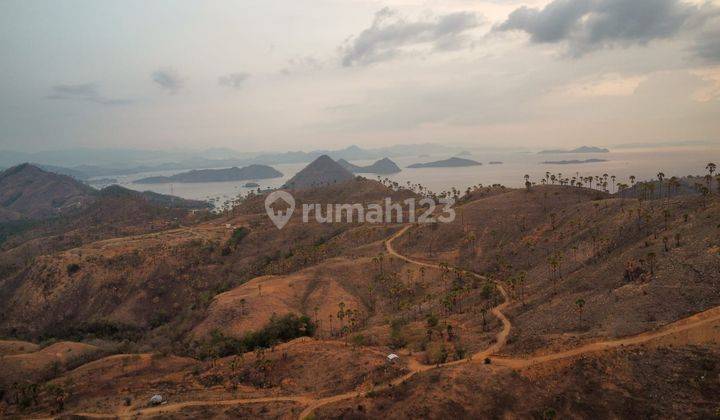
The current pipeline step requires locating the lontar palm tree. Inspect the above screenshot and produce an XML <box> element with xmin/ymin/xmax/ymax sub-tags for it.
<box><xmin>707</xmin><ymin>162</ymin><xmax>716</xmax><ymax>177</ymax></box>
<box><xmin>657</xmin><ymin>172</ymin><xmax>665</xmax><ymax>199</ymax></box>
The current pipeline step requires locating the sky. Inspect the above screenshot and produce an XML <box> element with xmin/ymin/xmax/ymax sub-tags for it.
<box><xmin>1</xmin><ymin>0</ymin><xmax>719</xmax><ymax>153</ymax></box>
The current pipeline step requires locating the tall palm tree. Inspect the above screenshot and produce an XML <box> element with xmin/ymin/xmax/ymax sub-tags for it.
<box><xmin>668</xmin><ymin>176</ymin><xmax>680</xmax><ymax>197</ymax></box>
<box><xmin>657</xmin><ymin>172</ymin><xmax>665</xmax><ymax>199</ymax></box>
<box><xmin>707</xmin><ymin>162</ymin><xmax>716</xmax><ymax>177</ymax></box>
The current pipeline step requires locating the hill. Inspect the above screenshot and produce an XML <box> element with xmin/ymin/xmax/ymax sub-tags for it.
<box><xmin>0</xmin><ymin>181</ymin><xmax>212</xmax><ymax>273</ymax></box>
<box><xmin>283</xmin><ymin>155</ymin><xmax>355</xmax><ymax>190</ymax></box>
<box><xmin>134</xmin><ymin>165</ymin><xmax>282</xmax><ymax>184</ymax></box>
<box><xmin>1</xmin><ymin>170</ymin><xmax>719</xmax><ymax>418</ymax></box>
<box><xmin>337</xmin><ymin>159</ymin><xmax>362</xmax><ymax>172</ymax></box>
<box><xmin>408</xmin><ymin>157</ymin><xmax>482</xmax><ymax>168</ymax></box>
<box><xmin>98</xmin><ymin>185</ymin><xmax>210</xmax><ymax>209</ymax></box>
<box><xmin>338</xmin><ymin>158</ymin><xmax>401</xmax><ymax>174</ymax></box>
<box><xmin>0</xmin><ymin>164</ymin><xmax>95</xmax><ymax>222</ymax></box>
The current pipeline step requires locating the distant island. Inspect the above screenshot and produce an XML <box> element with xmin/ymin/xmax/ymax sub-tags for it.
<box><xmin>408</xmin><ymin>157</ymin><xmax>482</xmax><ymax>168</ymax></box>
<box><xmin>488</xmin><ymin>161</ymin><xmax>503</xmax><ymax>165</ymax></box>
<box><xmin>134</xmin><ymin>165</ymin><xmax>282</xmax><ymax>184</ymax></box>
<box><xmin>337</xmin><ymin>157</ymin><xmax>401</xmax><ymax>174</ymax></box>
<box><xmin>542</xmin><ymin>159</ymin><xmax>608</xmax><ymax>165</ymax></box>
<box><xmin>243</xmin><ymin>182</ymin><xmax>260</xmax><ymax>188</ymax></box>
<box><xmin>538</xmin><ymin>146</ymin><xmax>609</xmax><ymax>154</ymax></box>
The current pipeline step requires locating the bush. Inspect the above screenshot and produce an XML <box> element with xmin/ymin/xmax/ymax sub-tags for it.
<box><xmin>426</xmin><ymin>342</ymin><xmax>448</xmax><ymax>365</ymax></box>
<box><xmin>389</xmin><ymin>318</ymin><xmax>407</xmax><ymax>349</ymax></box>
<box><xmin>66</xmin><ymin>263</ymin><xmax>81</xmax><ymax>275</ymax></box>
<box><xmin>228</xmin><ymin>227</ymin><xmax>250</xmax><ymax>248</ymax></box>
<box><xmin>198</xmin><ymin>313</ymin><xmax>315</xmax><ymax>359</ymax></box>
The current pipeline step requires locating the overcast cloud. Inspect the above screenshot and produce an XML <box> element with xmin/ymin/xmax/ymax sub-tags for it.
<box><xmin>0</xmin><ymin>0</ymin><xmax>718</xmax><ymax>152</ymax></box>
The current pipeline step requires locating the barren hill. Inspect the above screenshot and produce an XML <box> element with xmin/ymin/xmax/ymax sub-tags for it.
<box><xmin>1</xmin><ymin>174</ymin><xmax>719</xmax><ymax>419</ymax></box>
<box><xmin>0</xmin><ymin>164</ymin><xmax>95</xmax><ymax>221</ymax></box>
<box><xmin>283</xmin><ymin>155</ymin><xmax>354</xmax><ymax>190</ymax></box>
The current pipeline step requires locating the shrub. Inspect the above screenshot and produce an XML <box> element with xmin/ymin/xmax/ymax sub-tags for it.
<box><xmin>66</xmin><ymin>263</ymin><xmax>81</xmax><ymax>275</ymax></box>
<box><xmin>426</xmin><ymin>342</ymin><xmax>448</xmax><ymax>365</ymax></box>
<box><xmin>228</xmin><ymin>227</ymin><xmax>249</xmax><ymax>248</ymax></box>
<box><xmin>198</xmin><ymin>313</ymin><xmax>315</xmax><ymax>359</ymax></box>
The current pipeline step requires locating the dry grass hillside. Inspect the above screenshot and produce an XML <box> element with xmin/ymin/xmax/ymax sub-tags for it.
<box><xmin>395</xmin><ymin>186</ymin><xmax>720</xmax><ymax>355</ymax></box>
<box><xmin>0</xmin><ymin>164</ymin><xmax>95</xmax><ymax>222</ymax></box>
<box><xmin>1</xmin><ymin>172</ymin><xmax>719</xmax><ymax>419</ymax></box>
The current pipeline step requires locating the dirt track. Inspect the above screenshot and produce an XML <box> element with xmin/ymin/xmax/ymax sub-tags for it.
<box><xmin>66</xmin><ymin>224</ymin><xmax>720</xmax><ymax>419</ymax></box>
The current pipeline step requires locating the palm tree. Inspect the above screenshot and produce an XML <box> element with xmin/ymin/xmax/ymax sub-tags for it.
<box><xmin>657</xmin><ymin>172</ymin><xmax>665</xmax><ymax>199</ymax></box>
<box><xmin>240</xmin><ymin>298</ymin><xmax>247</xmax><ymax>316</ymax></box>
<box><xmin>575</xmin><ymin>298</ymin><xmax>586</xmax><ymax>322</ymax></box>
<box><xmin>372</xmin><ymin>254</ymin><xmax>384</xmax><ymax>275</ymax></box>
<box><xmin>668</xmin><ymin>176</ymin><xmax>680</xmax><ymax>197</ymax></box>
<box><xmin>707</xmin><ymin>162</ymin><xmax>716</xmax><ymax>177</ymax></box>
<box><xmin>337</xmin><ymin>302</ymin><xmax>346</xmax><ymax>334</ymax></box>
<box><xmin>516</xmin><ymin>271</ymin><xmax>527</xmax><ymax>306</ymax></box>
<box><xmin>646</xmin><ymin>252</ymin><xmax>657</xmax><ymax>277</ymax></box>
<box><xmin>467</xmin><ymin>231</ymin><xmax>477</xmax><ymax>254</ymax></box>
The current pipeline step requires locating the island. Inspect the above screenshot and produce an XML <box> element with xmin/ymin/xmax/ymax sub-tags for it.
<box><xmin>538</xmin><ymin>146</ymin><xmax>609</xmax><ymax>154</ymax></box>
<box><xmin>488</xmin><ymin>161</ymin><xmax>503</xmax><ymax>165</ymax></box>
<box><xmin>134</xmin><ymin>165</ymin><xmax>282</xmax><ymax>184</ymax></box>
<box><xmin>407</xmin><ymin>157</ymin><xmax>482</xmax><ymax>168</ymax></box>
<box><xmin>243</xmin><ymin>182</ymin><xmax>260</xmax><ymax>188</ymax></box>
<box><xmin>337</xmin><ymin>157</ymin><xmax>401</xmax><ymax>174</ymax></box>
<box><xmin>542</xmin><ymin>159</ymin><xmax>608</xmax><ymax>165</ymax></box>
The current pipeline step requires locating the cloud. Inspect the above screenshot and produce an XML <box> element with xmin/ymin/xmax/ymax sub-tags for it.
<box><xmin>151</xmin><ymin>68</ymin><xmax>183</xmax><ymax>93</ymax></box>
<box><xmin>693</xmin><ymin>26</ymin><xmax>720</xmax><ymax>63</ymax></box>
<box><xmin>495</xmin><ymin>0</ymin><xmax>717</xmax><ymax>57</ymax></box>
<box><xmin>46</xmin><ymin>83</ymin><xmax>132</xmax><ymax>106</ymax></box>
<box><xmin>218</xmin><ymin>72</ymin><xmax>250</xmax><ymax>89</ymax></box>
<box><xmin>280</xmin><ymin>56</ymin><xmax>323</xmax><ymax>75</ymax></box>
<box><xmin>556</xmin><ymin>73</ymin><xmax>648</xmax><ymax>98</ymax></box>
<box><xmin>340</xmin><ymin>8</ymin><xmax>482</xmax><ymax>67</ymax></box>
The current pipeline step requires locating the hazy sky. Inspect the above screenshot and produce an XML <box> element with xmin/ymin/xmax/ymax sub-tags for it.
<box><xmin>1</xmin><ymin>0</ymin><xmax>719</xmax><ymax>152</ymax></box>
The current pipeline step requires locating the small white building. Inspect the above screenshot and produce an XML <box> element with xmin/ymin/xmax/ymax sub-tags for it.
<box><xmin>387</xmin><ymin>353</ymin><xmax>399</xmax><ymax>363</ymax></box>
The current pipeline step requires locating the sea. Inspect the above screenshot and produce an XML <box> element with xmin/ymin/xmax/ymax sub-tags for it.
<box><xmin>111</xmin><ymin>147</ymin><xmax>720</xmax><ymax>208</ymax></box>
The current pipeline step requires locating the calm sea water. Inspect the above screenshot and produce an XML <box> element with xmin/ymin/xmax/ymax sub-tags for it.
<box><xmin>117</xmin><ymin>147</ymin><xmax>720</xmax><ymax>206</ymax></box>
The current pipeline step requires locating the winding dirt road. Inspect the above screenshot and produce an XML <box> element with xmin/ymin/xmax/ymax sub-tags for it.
<box><xmin>67</xmin><ymin>224</ymin><xmax>720</xmax><ymax>419</ymax></box>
